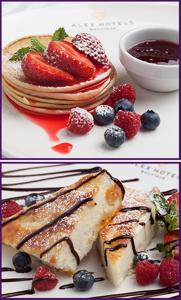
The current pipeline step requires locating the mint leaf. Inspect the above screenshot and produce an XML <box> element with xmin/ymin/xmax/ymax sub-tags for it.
<box><xmin>164</xmin><ymin>200</ymin><xmax>179</xmax><ymax>231</ymax></box>
<box><xmin>151</xmin><ymin>193</ymin><xmax>179</xmax><ymax>231</ymax></box>
<box><xmin>151</xmin><ymin>193</ymin><xmax>168</xmax><ymax>216</ymax></box>
<box><xmin>9</xmin><ymin>38</ymin><xmax>46</xmax><ymax>61</ymax></box>
<box><xmin>52</xmin><ymin>27</ymin><xmax>69</xmax><ymax>41</ymax></box>
<box><xmin>31</xmin><ymin>38</ymin><xmax>46</xmax><ymax>52</ymax></box>
<box><xmin>9</xmin><ymin>47</ymin><xmax>31</xmax><ymax>61</ymax></box>
<box><xmin>156</xmin><ymin>243</ymin><xmax>165</xmax><ymax>252</ymax></box>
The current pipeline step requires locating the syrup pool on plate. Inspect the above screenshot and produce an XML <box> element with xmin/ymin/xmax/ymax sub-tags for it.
<box><xmin>7</xmin><ymin>96</ymin><xmax>73</xmax><ymax>155</ymax></box>
<box><xmin>128</xmin><ymin>40</ymin><xmax>179</xmax><ymax>65</ymax></box>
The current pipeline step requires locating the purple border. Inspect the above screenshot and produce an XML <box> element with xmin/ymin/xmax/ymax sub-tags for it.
<box><xmin>0</xmin><ymin>161</ymin><xmax>180</xmax><ymax>300</ymax></box>
<box><xmin>1</xmin><ymin>0</ymin><xmax>180</xmax><ymax>160</ymax></box>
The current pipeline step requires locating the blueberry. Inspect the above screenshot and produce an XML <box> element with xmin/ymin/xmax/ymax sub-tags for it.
<box><xmin>25</xmin><ymin>193</ymin><xmax>44</xmax><ymax>207</ymax></box>
<box><xmin>93</xmin><ymin>105</ymin><xmax>115</xmax><ymax>125</ymax></box>
<box><xmin>104</xmin><ymin>126</ymin><xmax>125</xmax><ymax>148</ymax></box>
<box><xmin>13</xmin><ymin>252</ymin><xmax>32</xmax><ymax>273</ymax></box>
<box><xmin>141</xmin><ymin>110</ymin><xmax>160</xmax><ymax>130</ymax></box>
<box><xmin>134</xmin><ymin>251</ymin><xmax>149</xmax><ymax>265</ymax></box>
<box><xmin>114</xmin><ymin>99</ymin><xmax>134</xmax><ymax>113</ymax></box>
<box><xmin>73</xmin><ymin>270</ymin><xmax>94</xmax><ymax>291</ymax></box>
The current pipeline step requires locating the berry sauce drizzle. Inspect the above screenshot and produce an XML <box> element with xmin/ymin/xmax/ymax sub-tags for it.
<box><xmin>6</xmin><ymin>96</ymin><xmax>72</xmax><ymax>155</ymax></box>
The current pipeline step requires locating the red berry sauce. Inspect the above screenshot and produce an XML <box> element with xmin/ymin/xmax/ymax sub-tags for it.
<box><xmin>128</xmin><ymin>40</ymin><xmax>179</xmax><ymax>65</ymax></box>
<box><xmin>6</xmin><ymin>96</ymin><xmax>73</xmax><ymax>155</ymax></box>
<box><xmin>51</xmin><ymin>143</ymin><xmax>73</xmax><ymax>154</ymax></box>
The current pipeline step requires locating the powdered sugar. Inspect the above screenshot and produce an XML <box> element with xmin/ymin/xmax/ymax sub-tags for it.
<box><xmin>3</xmin><ymin>54</ymin><xmax>25</xmax><ymax>81</ymax></box>
<box><xmin>105</xmin><ymin>126</ymin><xmax>124</xmax><ymax>137</ymax></box>
<box><xmin>94</xmin><ymin>105</ymin><xmax>114</xmax><ymax>116</ymax></box>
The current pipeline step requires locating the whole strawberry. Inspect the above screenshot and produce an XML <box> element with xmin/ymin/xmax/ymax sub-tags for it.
<box><xmin>67</xmin><ymin>107</ymin><xmax>94</xmax><ymax>134</ymax></box>
<box><xmin>159</xmin><ymin>258</ymin><xmax>179</xmax><ymax>286</ymax></box>
<box><xmin>72</xmin><ymin>33</ymin><xmax>110</xmax><ymax>66</ymax></box>
<box><xmin>33</xmin><ymin>266</ymin><xmax>58</xmax><ymax>291</ymax></box>
<box><xmin>2</xmin><ymin>200</ymin><xmax>22</xmax><ymax>218</ymax></box>
<box><xmin>135</xmin><ymin>261</ymin><xmax>159</xmax><ymax>286</ymax></box>
<box><xmin>114</xmin><ymin>110</ymin><xmax>141</xmax><ymax>138</ymax></box>
<box><xmin>107</xmin><ymin>83</ymin><xmax>136</xmax><ymax>107</ymax></box>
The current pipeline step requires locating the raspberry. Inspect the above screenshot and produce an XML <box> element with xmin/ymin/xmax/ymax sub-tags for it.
<box><xmin>33</xmin><ymin>266</ymin><xmax>58</xmax><ymax>291</ymax></box>
<box><xmin>67</xmin><ymin>107</ymin><xmax>94</xmax><ymax>134</ymax></box>
<box><xmin>135</xmin><ymin>261</ymin><xmax>159</xmax><ymax>286</ymax></box>
<box><xmin>2</xmin><ymin>200</ymin><xmax>22</xmax><ymax>218</ymax></box>
<box><xmin>114</xmin><ymin>111</ymin><xmax>141</xmax><ymax>138</ymax></box>
<box><xmin>72</xmin><ymin>33</ymin><xmax>110</xmax><ymax>66</ymax></box>
<box><xmin>159</xmin><ymin>258</ymin><xmax>179</xmax><ymax>286</ymax></box>
<box><xmin>107</xmin><ymin>84</ymin><xmax>136</xmax><ymax>107</ymax></box>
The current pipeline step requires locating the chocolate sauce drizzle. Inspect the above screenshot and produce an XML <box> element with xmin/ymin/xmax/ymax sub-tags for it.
<box><xmin>120</xmin><ymin>206</ymin><xmax>152</xmax><ymax>213</ymax></box>
<box><xmin>2</xmin><ymin>277</ymin><xmax>33</xmax><ymax>282</ymax></box>
<box><xmin>161</xmin><ymin>189</ymin><xmax>178</xmax><ymax>196</ymax></box>
<box><xmin>40</xmin><ymin>237</ymin><xmax>80</xmax><ymax>265</ymax></box>
<box><xmin>59</xmin><ymin>283</ymin><xmax>75</xmax><ymax>289</ymax></box>
<box><xmin>108</xmin><ymin>219</ymin><xmax>144</xmax><ymax>226</ymax></box>
<box><xmin>93</xmin><ymin>285</ymin><xmax>179</xmax><ymax>298</ymax></box>
<box><xmin>2</xmin><ymin>267</ymin><xmax>14</xmax><ymax>272</ymax></box>
<box><xmin>2</xmin><ymin>288</ymin><xmax>35</xmax><ymax>298</ymax></box>
<box><xmin>2</xmin><ymin>186</ymin><xmax>59</xmax><ymax>192</ymax></box>
<box><xmin>2</xmin><ymin>163</ymin><xmax>138</xmax><ymax>196</ymax></box>
<box><xmin>2</xmin><ymin>163</ymin><xmax>70</xmax><ymax>175</ymax></box>
<box><xmin>2</xmin><ymin>167</ymin><xmax>102</xmax><ymax>186</ymax></box>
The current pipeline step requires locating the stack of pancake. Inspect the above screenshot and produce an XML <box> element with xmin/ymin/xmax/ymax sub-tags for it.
<box><xmin>2</xmin><ymin>36</ymin><xmax>116</xmax><ymax>115</ymax></box>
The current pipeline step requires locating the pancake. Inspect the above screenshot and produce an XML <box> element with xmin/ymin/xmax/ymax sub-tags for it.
<box><xmin>2</xmin><ymin>35</ymin><xmax>116</xmax><ymax>113</ymax></box>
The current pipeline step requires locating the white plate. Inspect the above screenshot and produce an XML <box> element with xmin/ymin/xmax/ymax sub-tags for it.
<box><xmin>2</xmin><ymin>2</ymin><xmax>179</xmax><ymax>158</ymax></box>
<box><xmin>2</xmin><ymin>163</ymin><xmax>179</xmax><ymax>298</ymax></box>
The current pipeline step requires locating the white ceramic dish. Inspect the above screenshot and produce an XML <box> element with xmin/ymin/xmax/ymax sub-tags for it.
<box><xmin>119</xmin><ymin>27</ymin><xmax>179</xmax><ymax>92</ymax></box>
<box><xmin>2</xmin><ymin>2</ymin><xmax>179</xmax><ymax>158</ymax></box>
<box><xmin>2</xmin><ymin>163</ymin><xmax>179</xmax><ymax>298</ymax></box>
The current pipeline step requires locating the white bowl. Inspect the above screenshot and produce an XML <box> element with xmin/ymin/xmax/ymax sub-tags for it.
<box><xmin>119</xmin><ymin>27</ymin><xmax>179</xmax><ymax>92</ymax></box>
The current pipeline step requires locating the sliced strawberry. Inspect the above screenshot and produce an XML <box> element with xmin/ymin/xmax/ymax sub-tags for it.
<box><xmin>164</xmin><ymin>230</ymin><xmax>179</xmax><ymax>244</ymax></box>
<box><xmin>46</xmin><ymin>41</ymin><xmax>96</xmax><ymax>79</ymax></box>
<box><xmin>22</xmin><ymin>52</ymin><xmax>74</xmax><ymax>86</ymax></box>
<box><xmin>167</xmin><ymin>193</ymin><xmax>179</xmax><ymax>209</ymax></box>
